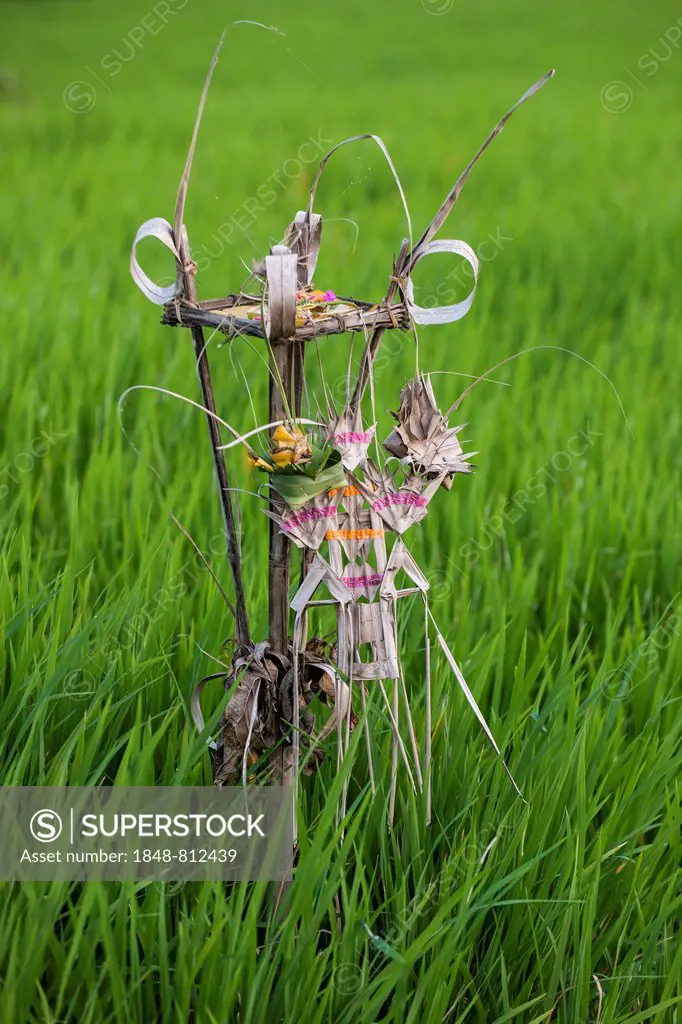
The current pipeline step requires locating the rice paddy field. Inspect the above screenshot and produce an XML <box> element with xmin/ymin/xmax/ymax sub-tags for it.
<box><xmin>1</xmin><ymin>0</ymin><xmax>681</xmax><ymax>1020</ymax></box>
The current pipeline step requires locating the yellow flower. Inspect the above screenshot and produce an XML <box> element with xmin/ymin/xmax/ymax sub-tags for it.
<box><xmin>272</xmin><ymin>425</ymin><xmax>300</xmax><ymax>446</ymax></box>
<box><xmin>270</xmin><ymin>424</ymin><xmax>312</xmax><ymax>466</ymax></box>
<box><xmin>246</xmin><ymin>453</ymin><xmax>273</xmax><ymax>472</ymax></box>
<box><xmin>272</xmin><ymin>449</ymin><xmax>297</xmax><ymax>468</ymax></box>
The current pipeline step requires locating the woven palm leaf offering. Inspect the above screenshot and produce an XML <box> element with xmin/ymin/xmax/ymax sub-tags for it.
<box><xmin>129</xmin><ymin>33</ymin><xmax>554</xmax><ymax>833</ymax></box>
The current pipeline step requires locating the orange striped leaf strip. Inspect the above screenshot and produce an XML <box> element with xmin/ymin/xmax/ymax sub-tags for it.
<box><xmin>327</xmin><ymin>485</ymin><xmax>361</xmax><ymax>498</ymax></box>
<box><xmin>325</xmin><ymin>528</ymin><xmax>385</xmax><ymax>541</ymax></box>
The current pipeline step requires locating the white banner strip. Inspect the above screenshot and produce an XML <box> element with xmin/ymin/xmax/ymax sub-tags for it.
<box><xmin>130</xmin><ymin>217</ymin><xmax>180</xmax><ymax>305</ymax></box>
<box><xmin>405</xmin><ymin>238</ymin><xmax>479</xmax><ymax>326</ymax></box>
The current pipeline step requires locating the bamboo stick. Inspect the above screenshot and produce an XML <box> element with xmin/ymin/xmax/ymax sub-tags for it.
<box><xmin>268</xmin><ymin>340</ymin><xmax>293</xmax><ymax>656</ymax></box>
<box><xmin>176</xmin><ymin>227</ymin><xmax>250</xmax><ymax>648</ymax></box>
<box><xmin>161</xmin><ymin>298</ymin><xmax>410</xmax><ymax>340</ymax></box>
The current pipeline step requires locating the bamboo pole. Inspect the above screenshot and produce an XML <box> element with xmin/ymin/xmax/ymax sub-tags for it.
<box><xmin>349</xmin><ymin>240</ymin><xmax>410</xmax><ymax>416</ymax></box>
<box><xmin>177</xmin><ymin>227</ymin><xmax>251</xmax><ymax>649</ymax></box>
<box><xmin>171</xmin><ymin>36</ymin><xmax>250</xmax><ymax>649</ymax></box>
<box><xmin>268</xmin><ymin>340</ymin><xmax>293</xmax><ymax>655</ymax></box>
<box><xmin>270</xmin><ymin>338</ymin><xmax>294</xmax><ymax>919</ymax></box>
